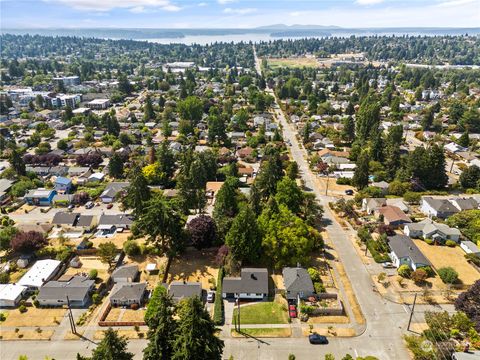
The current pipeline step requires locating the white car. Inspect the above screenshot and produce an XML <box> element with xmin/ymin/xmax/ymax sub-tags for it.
<box><xmin>85</xmin><ymin>201</ymin><xmax>94</xmax><ymax>209</ymax></box>
<box><xmin>206</xmin><ymin>291</ymin><xmax>215</xmax><ymax>303</ymax></box>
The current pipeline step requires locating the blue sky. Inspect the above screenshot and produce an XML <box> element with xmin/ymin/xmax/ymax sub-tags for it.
<box><xmin>1</xmin><ymin>0</ymin><xmax>479</xmax><ymax>28</ymax></box>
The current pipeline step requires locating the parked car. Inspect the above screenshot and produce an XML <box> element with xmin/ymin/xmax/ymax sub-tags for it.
<box><xmin>345</xmin><ymin>189</ymin><xmax>354</xmax><ymax>196</ymax></box>
<box><xmin>289</xmin><ymin>305</ymin><xmax>297</xmax><ymax>318</ymax></box>
<box><xmin>67</xmin><ymin>204</ymin><xmax>75</xmax><ymax>211</ymax></box>
<box><xmin>106</xmin><ymin>203</ymin><xmax>114</xmax><ymax>209</ymax></box>
<box><xmin>207</xmin><ymin>291</ymin><xmax>215</xmax><ymax>303</ymax></box>
<box><xmin>85</xmin><ymin>201</ymin><xmax>94</xmax><ymax>209</ymax></box>
<box><xmin>382</xmin><ymin>262</ymin><xmax>395</xmax><ymax>269</ymax></box>
<box><xmin>309</xmin><ymin>333</ymin><xmax>328</xmax><ymax>345</ymax></box>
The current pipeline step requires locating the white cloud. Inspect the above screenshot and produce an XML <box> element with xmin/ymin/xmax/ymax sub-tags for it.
<box><xmin>47</xmin><ymin>0</ymin><xmax>181</xmax><ymax>12</ymax></box>
<box><xmin>223</xmin><ymin>7</ymin><xmax>257</xmax><ymax>15</ymax></box>
<box><xmin>436</xmin><ymin>0</ymin><xmax>476</xmax><ymax>7</ymax></box>
<box><xmin>198</xmin><ymin>2</ymin><xmax>208</xmax><ymax>6</ymax></box>
<box><xmin>217</xmin><ymin>0</ymin><xmax>236</xmax><ymax>5</ymax></box>
<box><xmin>130</xmin><ymin>6</ymin><xmax>146</xmax><ymax>13</ymax></box>
<box><xmin>355</xmin><ymin>0</ymin><xmax>384</xmax><ymax>5</ymax></box>
<box><xmin>289</xmin><ymin>11</ymin><xmax>304</xmax><ymax>17</ymax></box>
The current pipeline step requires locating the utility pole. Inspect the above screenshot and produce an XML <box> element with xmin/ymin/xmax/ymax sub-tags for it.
<box><xmin>407</xmin><ymin>293</ymin><xmax>417</xmax><ymax>332</ymax></box>
<box><xmin>449</xmin><ymin>158</ymin><xmax>455</xmax><ymax>173</ymax></box>
<box><xmin>66</xmin><ymin>295</ymin><xmax>76</xmax><ymax>334</ymax></box>
<box><xmin>235</xmin><ymin>298</ymin><xmax>241</xmax><ymax>333</ymax></box>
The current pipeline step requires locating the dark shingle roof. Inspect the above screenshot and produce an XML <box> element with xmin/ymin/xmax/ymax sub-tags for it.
<box><xmin>168</xmin><ymin>281</ymin><xmax>202</xmax><ymax>301</ymax></box>
<box><xmin>37</xmin><ymin>276</ymin><xmax>94</xmax><ymax>302</ymax></box>
<box><xmin>52</xmin><ymin>212</ymin><xmax>79</xmax><ymax>225</ymax></box>
<box><xmin>388</xmin><ymin>235</ymin><xmax>431</xmax><ymax>266</ymax></box>
<box><xmin>282</xmin><ymin>267</ymin><xmax>314</xmax><ymax>294</ymax></box>
<box><xmin>110</xmin><ymin>283</ymin><xmax>146</xmax><ymax>302</ymax></box>
<box><xmin>111</xmin><ymin>264</ymin><xmax>139</xmax><ymax>282</ymax></box>
<box><xmin>223</xmin><ymin>268</ymin><xmax>268</xmax><ymax>294</ymax></box>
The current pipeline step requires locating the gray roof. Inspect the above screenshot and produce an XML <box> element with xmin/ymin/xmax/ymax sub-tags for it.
<box><xmin>0</xmin><ymin>179</ymin><xmax>14</xmax><ymax>193</ymax></box>
<box><xmin>451</xmin><ymin>198</ymin><xmax>479</xmax><ymax>211</ymax></box>
<box><xmin>76</xmin><ymin>215</ymin><xmax>95</xmax><ymax>227</ymax></box>
<box><xmin>37</xmin><ymin>276</ymin><xmax>94</xmax><ymax>302</ymax></box>
<box><xmin>168</xmin><ymin>281</ymin><xmax>202</xmax><ymax>301</ymax></box>
<box><xmin>100</xmin><ymin>182</ymin><xmax>129</xmax><ymax>198</ymax></box>
<box><xmin>98</xmin><ymin>214</ymin><xmax>133</xmax><ymax>227</ymax></box>
<box><xmin>52</xmin><ymin>212</ymin><xmax>79</xmax><ymax>225</ymax></box>
<box><xmin>452</xmin><ymin>351</ymin><xmax>480</xmax><ymax>360</ymax></box>
<box><xmin>223</xmin><ymin>268</ymin><xmax>268</xmax><ymax>294</ymax></box>
<box><xmin>110</xmin><ymin>283</ymin><xmax>146</xmax><ymax>302</ymax></box>
<box><xmin>388</xmin><ymin>235</ymin><xmax>431</xmax><ymax>266</ymax></box>
<box><xmin>423</xmin><ymin>197</ymin><xmax>458</xmax><ymax>214</ymax></box>
<box><xmin>282</xmin><ymin>267</ymin><xmax>314</xmax><ymax>294</ymax></box>
<box><xmin>461</xmin><ymin>241</ymin><xmax>480</xmax><ymax>254</ymax></box>
<box><xmin>112</xmin><ymin>264</ymin><xmax>139</xmax><ymax>282</ymax></box>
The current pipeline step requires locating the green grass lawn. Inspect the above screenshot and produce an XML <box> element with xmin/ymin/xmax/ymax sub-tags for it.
<box><xmin>233</xmin><ymin>301</ymin><xmax>288</xmax><ymax>325</ymax></box>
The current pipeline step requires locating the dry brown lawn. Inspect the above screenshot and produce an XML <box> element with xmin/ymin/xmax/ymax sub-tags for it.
<box><xmin>167</xmin><ymin>248</ymin><xmax>219</xmax><ymax>291</ymax></box>
<box><xmin>64</xmin><ymin>256</ymin><xmax>110</xmax><ymax>282</ymax></box>
<box><xmin>121</xmin><ymin>309</ymin><xmax>146</xmax><ymax>322</ymax></box>
<box><xmin>92</xmin><ymin>232</ymin><xmax>133</xmax><ymax>248</ymax></box>
<box><xmin>267</xmin><ymin>57</ymin><xmax>319</xmax><ymax>68</ymax></box>
<box><xmin>64</xmin><ymin>330</ymin><xmax>85</xmax><ymax>340</ymax></box>
<box><xmin>1</xmin><ymin>308</ymin><xmax>66</xmax><ymax>327</ymax></box>
<box><xmin>307</xmin><ymin>315</ymin><xmax>350</xmax><ymax>324</ymax></box>
<box><xmin>124</xmin><ymin>254</ymin><xmax>167</xmax><ymax>287</ymax></box>
<box><xmin>231</xmin><ymin>328</ymin><xmax>291</xmax><ymax>338</ymax></box>
<box><xmin>94</xmin><ymin>329</ymin><xmax>146</xmax><ymax>340</ymax></box>
<box><xmin>0</xmin><ymin>329</ymin><xmax>54</xmax><ymax>340</ymax></box>
<box><xmin>302</xmin><ymin>327</ymin><xmax>357</xmax><ymax>337</ymax></box>
<box><xmin>413</xmin><ymin>240</ymin><xmax>479</xmax><ymax>286</ymax></box>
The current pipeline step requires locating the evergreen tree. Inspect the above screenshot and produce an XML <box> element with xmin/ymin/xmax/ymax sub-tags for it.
<box><xmin>144</xmin><ymin>95</ymin><xmax>155</xmax><ymax>121</ymax></box>
<box><xmin>457</xmin><ymin>131</ymin><xmax>470</xmax><ymax>148</ymax></box>
<box><xmin>225</xmin><ymin>206</ymin><xmax>261</xmax><ymax>264</ymax></box>
<box><xmin>355</xmin><ymin>93</ymin><xmax>380</xmax><ymax>143</ymax></box>
<box><xmin>143</xmin><ymin>287</ymin><xmax>176</xmax><ymax>360</ymax></box>
<box><xmin>8</xmin><ymin>146</ymin><xmax>26</xmax><ymax>176</ymax></box>
<box><xmin>80</xmin><ymin>328</ymin><xmax>133</xmax><ymax>360</ymax></box>
<box><xmin>275</xmin><ymin>177</ymin><xmax>304</xmax><ymax>214</ymax></box>
<box><xmin>341</xmin><ymin>116</ymin><xmax>355</xmax><ymax>143</ymax></box>
<box><xmin>255</xmin><ymin>152</ymin><xmax>283</xmax><ymax>199</ymax></box>
<box><xmin>353</xmin><ymin>152</ymin><xmax>370</xmax><ymax>190</ymax></box>
<box><xmin>122</xmin><ymin>165</ymin><xmax>151</xmax><ymax>215</ymax></box>
<box><xmin>108</xmin><ymin>153</ymin><xmax>124</xmax><ymax>179</ymax></box>
<box><xmin>171</xmin><ymin>297</ymin><xmax>224</xmax><ymax>360</ymax></box>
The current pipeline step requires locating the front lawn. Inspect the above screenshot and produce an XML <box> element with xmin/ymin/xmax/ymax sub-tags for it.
<box><xmin>233</xmin><ymin>301</ymin><xmax>288</xmax><ymax>325</ymax></box>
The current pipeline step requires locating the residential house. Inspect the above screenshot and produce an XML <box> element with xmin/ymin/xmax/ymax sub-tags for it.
<box><xmin>76</xmin><ymin>215</ymin><xmax>97</xmax><ymax>232</ymax></box>
<box><xmin>52</xmin><ymin>212</ymin><xmax>79</xmax><ymax>228</ymax></box>
<box><xmin>282</xmin><ymin>267</ymin><xmax>315</xmax><ymax>300</ymax></box>
<box><xmin>460</xmin><ymin>241</ymin><xmax>480</xmax><ymax>256</ymax></box>
<box><xmin>17</xmin><ymin>259</ymin><xmax>62</xmax><ymax>290</ymax></box>
<box><xmin>236</xmin><ymin>146</ymin><xmax>254</xmax><ymax>159</ymax></box>
<box><xmin>168</xmin><ymin>281</ymin><xmax>202</xmax><ymax>302</ymax></box>
<box><xmin>37</xmin><ymin>275</ymin><xmax>94</xmax><ymax>307</ymax></box>
<box><xmin>99</xmin><ymin>182</ymin><xmax>129</xmax><ymax>203</ymax></box>
<box><xmin>110</xmin><ymin>283</ymin><xmax>147</xmax><ymax>307</ymax></box>
<box><xmin>387</xmin><ymin>235</ymin><xmax>431</xmax><ymax>271</ymax></box>
<box><xmin>449</xmin><ymin>198</ymin><xmax>479</xmax><ymax>212</ymax></box>
<box><xmin>24</xmin><ymin>189</ymin><xmax>56</xmax><ymax>206</ymax></box>
<box><xmin>371</xmin><ymin>181</ymin><xmax>390</xmax><ymax>194</ymax></box>
<box><xmin>54</xmin><ymin>177</ymin><xmax>72</xmax><ymax>194</ymax></box>
<box><xmin>0</xmin><ymin>284</ymin><xmax>27</xmax><ymax>307</ymax></box>
<box><xmin>377</xmin><ymin>205</ymin><xmax>412</xmax><ymax>227</ymax></box>
<box><xmin>420</xmin><ymin>197</ymin><xmax>459</xmax><ymax>219</ymax></box>
<box><xmin>222</xmin><ymin>268</ymin><xmax>269</xmax><ymax>300</ymax></box>
<box><xmin>362</xmin><ymin>198</ymin><xmax>387</xmax><ymax>214</ymax></box>
<box><xmin>0</xmin><ymin>179</ymin><xmax>14</xmax><ymax>203</ymax></box>
<box><xmin>68</xmin><ymin>167</ymin><xmax>92</xmax><ymax>178</ymax></box>
<box><xmin>88</xmin><ymin>172</ymin><xmax>105</xmax><ymax>183</ymax></box>
<box><xmin>404</xmin><ymin>219</ymin><xmax>461</xmax><ymax>243</ymax></box>
<box><xmin>111</xmin><ymin>264</ymin><xmax>139</xmax><ymax>283</ymax></box>
<box><xmin>98</xmin><ymin>214</ymin><xmax>134</xmax><ymax>231</ymax></box>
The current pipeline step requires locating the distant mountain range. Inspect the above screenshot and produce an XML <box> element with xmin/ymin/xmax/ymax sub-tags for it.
<box><xmin>2</xmin><ymin>25</ymin><xmax>480</xmax><ymax>40</ymax></box>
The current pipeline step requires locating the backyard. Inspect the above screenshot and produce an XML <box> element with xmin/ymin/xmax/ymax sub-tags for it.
<box><xmin>1</xmin><ymin>307</ymin><xmax>66</xmax><ymax>327</ymax></box>
<box><xmin>413</xmin><ymin>240</ymin><xmax>479</xmax><ymax>286</ymax></box>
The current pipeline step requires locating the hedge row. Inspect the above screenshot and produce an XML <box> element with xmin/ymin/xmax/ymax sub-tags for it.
<box><xmin>367</xmin><ymin>240</ymin><xmax>391</xmax><ymax>263</ymax></box>
<box><xmin>213</xmin><ymin>267</ymin><xmax>224</xmax><ymax>325</ymax></box>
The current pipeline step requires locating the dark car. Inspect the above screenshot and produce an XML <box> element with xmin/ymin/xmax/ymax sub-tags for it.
<box><xmin>106</xmin><ymin>203</ymin><xmax>114</xmax><ymax>209</ymax></box>
<box><xmin>345</xmin><ymin>189</ymin><xmax>354</xmax><ymax>196</ymax></box>
<box><xmin>309</xmin><ymin>333</ymin><xmax>328</xmax><ymax>345</ymax></box>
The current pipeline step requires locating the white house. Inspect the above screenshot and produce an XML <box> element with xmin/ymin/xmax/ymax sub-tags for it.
<box><xmin>404</xmin><ymin>219</ymin><xmax>461</xmax><ymax>242</ymax></box>
<box><xmin>17</xmin><ymin>259</ymin><xmax>62</xmax><ymax>290</ymax></box>
<box><xmin>388</xmin><ymin>235</ymin><xmax>431</xmax><ymax>271</ymax></box>
<box><xmin>222</xmin><ymin>268</ymin><xmax>268</xmax><ymax>300</ymax></box>
<box><xmin>0</xmin><ymin>284</ymin><xmax>27</xmax><ymax>307</ymax></box>
<box><xmin>420</xmin><ymin>197</ymin><xmax>459</xmax><ymax>219</ymax></box>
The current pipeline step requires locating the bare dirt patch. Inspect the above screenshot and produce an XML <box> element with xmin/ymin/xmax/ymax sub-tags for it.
<box><xmin>64</xmin><ymin>256</ymin><xmax>110</xmax><ymax>283</ymax></box>
<box><xmin>94</xmin><ymin>329</ymin><xmax>146</xmax><ymax>340</ymax></box>
<box><xmin>302</xmin><ymin>327</ymin><xmax>357</xmax><ymax>337</ymax></box>
<box><xmin>167</xmin><ymin>248</ymin><xmax>219</xmax><ymax>291</ymax></box>
<box><xmin>335</xmin><ymin>262</ymin><xmax>365</xmax><ymax>325</ymax></box>
<box><xmin>307</xmin><ymin>315</ymin><xmax>350</xmax><ymax>324</ymax></box>
<box><xmin>267</xmin><ymin>57</ymin><xmax>319</xmax><ymax>68</ymax></box>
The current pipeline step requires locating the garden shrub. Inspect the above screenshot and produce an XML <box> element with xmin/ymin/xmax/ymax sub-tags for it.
<box><xmin>213</xmin><ymin>267</ymin><xmax>224</xmax><ymax>325</ymax></box>
<box><xmin>88</xmin><ymin>269</ymin><xmax>98</xmax><ymax>280</ymax></box>
<box><xmin>424</xmin><ymin>238</ymin><xmax>434</xmax><ymax>245</ymax></box>
<box><xmin>18</xmin><ymin>305</ymin><xmax>27</xmax><ymax>313</ymax></box>
<box><xmin>314</xmin><ymin>282</ymin><xmax>325</xmax><ymax>293</ymax></box>
<box><xmin>445</xmin><ymin>240</ymin><xmax>457</xmax><ymax>247</ymax></box>
<box><xmin>398</xmin><ymin>264</ymin><xmax>412</xmax><ymax>278</ymax></box>
<box><xmin>438</xmin><ymin>267</ymin><xmax>459</xmax><ymax>284</ymax></box>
